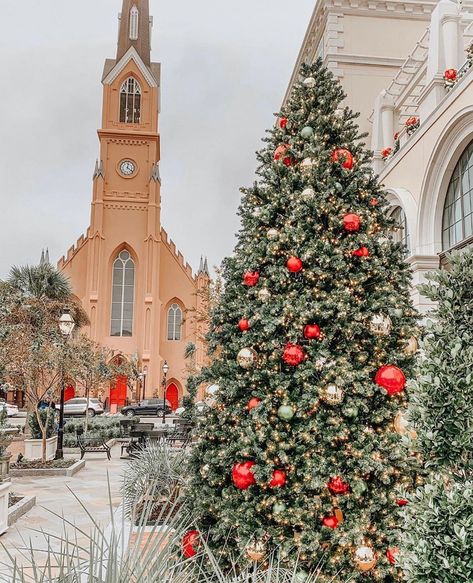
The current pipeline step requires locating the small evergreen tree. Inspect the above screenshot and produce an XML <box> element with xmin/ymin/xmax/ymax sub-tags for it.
<box><xmin>187</xmin><ymin>60</ymin><xmax>418</xmax><ymax>581</ymax></box>
<box><xmin>401</xmin><ymin>250</ymin><xmax>473</xmax><ymax>582</ymax></box>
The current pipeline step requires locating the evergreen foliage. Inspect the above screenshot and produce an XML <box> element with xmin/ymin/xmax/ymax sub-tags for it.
<box><xmin>187</xmin><ymin>61</ymin><xmax>418</xmax><ymax>581</ymax></box>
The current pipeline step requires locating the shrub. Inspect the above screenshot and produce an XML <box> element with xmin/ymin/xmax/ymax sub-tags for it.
<box><xmin>63</xmin><ymin>416</ymin><xmax>123</xmax><ymax>447</ymax></box>
<box><xmin>27</xmin><ymin>408</ymin><xmax>56</xmax><ymax>439</ymax></box>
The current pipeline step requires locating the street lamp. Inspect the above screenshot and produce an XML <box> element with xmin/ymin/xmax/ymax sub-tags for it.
<box><xmin>161</xmin><ymin>360</ymin><xmax>169</xmax><ymax>425</ymax></box>
<box><xmin>55</xmin><ymin>309</ymin><xmax>75</xmax><ymax>460</ymax></box>
<box><xmin>139</xmin><ymin>367</ymin><xmax>147</xmax><ymax>401</ymax></box>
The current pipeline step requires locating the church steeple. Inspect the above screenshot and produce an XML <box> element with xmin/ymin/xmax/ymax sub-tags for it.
<box><xmin>117</xmin><ymin>0</ymin><xmax>152</xmax><ymax>67</ymax></box>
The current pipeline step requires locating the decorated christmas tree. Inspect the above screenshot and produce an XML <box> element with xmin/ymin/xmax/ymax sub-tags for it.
<box><xmin>401</xmin><ymin>250</ymin><xmax>473</xmax><ymax>583</ymax></box>
<box><xmin>186</xmin><ymin>60</ymin><xmax>419</xmax><ymax>581</ymax></box>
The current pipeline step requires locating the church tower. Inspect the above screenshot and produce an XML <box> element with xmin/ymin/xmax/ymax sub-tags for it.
<box><xmin>59</xmin><ymin>1</ymin><xmax>209</xmax><ymax>409</ymax></box>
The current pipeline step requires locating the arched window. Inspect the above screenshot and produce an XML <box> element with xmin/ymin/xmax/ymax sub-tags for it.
<box><xmin>129</xmin><ymin>5</ymin><xmax>139</xmax><ymax>40</ymax></box>
<box><xmin>120</xmin><ymin>78</ymin><xmax>141</xmax><ymax>124</ymax></box>
<box><xmin>167</xmin><ymin>304</ymin><xmax>182</xmax><ymax>341</ymax></box>
<box><xmin>442</xmin><ymin>141</ymin><xmax>473</xmax><ymax>251</ymax></box>
<box><xmin>389</xmin><ymin>205</ymin><xmax>410</xmax><ymax>254</ymax></box>
<box><xmin>111</xmin><ymin>250</ymin><xmax>135</xmax><ymax>337</ymax></box>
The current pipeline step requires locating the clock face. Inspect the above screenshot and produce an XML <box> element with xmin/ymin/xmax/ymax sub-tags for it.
<box><xmin>119</xmin><ymin>160</ymin><xmax>136</xmax><ymax>176</ymax></box>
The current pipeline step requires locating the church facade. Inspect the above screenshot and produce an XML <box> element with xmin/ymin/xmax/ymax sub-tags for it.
<box><xmin>59</xmin><ymin>0</ymin><xmax>209</xmax><ymax>409</ymax></box>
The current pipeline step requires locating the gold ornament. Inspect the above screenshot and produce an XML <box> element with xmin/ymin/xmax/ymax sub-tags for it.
<box><xmin>370</xmin><ymin>313</ymin><xmax>392</xmax><ymax>336</ymax></box>
<box><xmin>320</xmin><ymin>383</ymin><xmax>344</xmax><ymax>405</ymax></box>
<box><xmin>258</xmin><ymin>288</ymin><xmax>270</xmax><ymax>302</ymax></box>
<box><xmin>334</xmin><ymin>506</ymin><xmax>344</xmax><ymax>524</ymax></box>
<box><xmin>405</xmin><ymin>337</ymin><xmax>419</xmax><ymax>355</ymax></box>
<box><xmin>237</xmin><ymin>348</ymin><xmax>257</xmax><ymax>369</ymax></box>
<box><xmin>301</xmin><ymin>187</ymin><xmax>315</xmax><ymax>200</ymax></box>
<box><xmin>354</xmin><ymin>546</ymin><xmax>377</xmax><ymax>572</ymax></box>
<box><xmin>246</xmin><ymin>540</ymin><xmax>265</xmax><ymax>561</ymax></box>
<box><xmin>394</xmin><ymin>411</ymin><xmax>417</xmax><ymax>439</ymax></box>
<box><xmin>301</xmin><ymin>158</ymin><xmax>316</xmax><ymax>174</ymax></box>
<box><xmin>267</xmin><ymin>228</ymin><xmax>279</xmax><ymax>239</ymax></box>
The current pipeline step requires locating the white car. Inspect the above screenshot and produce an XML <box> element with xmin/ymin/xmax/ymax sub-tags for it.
<box><xmin>0</xmin><ymin>399</ymin><xmax>19</xmax><ymax>417</ymax></box>
<box><xmin>56</xmin><ymin>397</ymin><xmax>104</xmax><ymax>417</ymax></box>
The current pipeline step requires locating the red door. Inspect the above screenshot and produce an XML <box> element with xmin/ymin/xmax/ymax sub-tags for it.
<box><xmin>166</xmin><ymin>383</ymin><xmax>179</xmax><ymax>411</ymax></box>
<box><xmin>64</xmin><ymin>385</ymin><xmax>75</xmax><ymax>402</ymax></box>
<box><xmin>111</xmin><ymin>375</ymin><xmax>128</xmax><ymax>407</ymax></box>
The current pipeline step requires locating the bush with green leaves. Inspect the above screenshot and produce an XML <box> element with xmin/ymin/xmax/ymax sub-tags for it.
<box><xmin>27</xmin><ymin>408</ymin><xmax>56</xmax><ymax>439</ymax></box>
<box><xmin>63</xmin><ymin>416</ymin><xmax>123</xmax><ymax>447</ymax></box>
<box><xmin>400</xmin><ymin>250</ymin><xmax>473</xmax><ymax>582</ymax></box>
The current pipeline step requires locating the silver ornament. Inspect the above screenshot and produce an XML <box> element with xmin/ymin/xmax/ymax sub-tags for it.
<box><xmin>320</xmin><ymin>383</ymin><xmax>344</xmax><ymax>405</ymax></box>
<box><xmin>370</xmin><ymin>314</ymin><xmax>392</xmax><ymax>336</ymax></box>
<box><xmin>303</xmin><ymin>77</ymin><xmax>316</xmax><ymax>88</ymax></box>
<box><xmin>267</xmin><ymin>228</ymin><xmax>279</xmax><ymax>240</ymax></box>
<box><xmin>258</xmin><ymin>288</ymin><xmax>270</xmax><ymax>302</ymax></box>
<box><xmin>237</xmin><ymin>348</ymin><xmax>257</xmax><ymax>369</ymax></box>
<box><xmin>301</xmin><ymin>187</ymin><xmax>315</xmax><ymax>200</ymax></box>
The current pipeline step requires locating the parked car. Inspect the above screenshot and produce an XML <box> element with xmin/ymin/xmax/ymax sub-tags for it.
<box><xmin>0</xmin><ymin>399</ymin><xmax>19</xmax><ymax>417</ymax></box>
<box><xmin>121</xmin><ymin>399</ymin><xmax>172</xmax><ymax>417</ymax></box>
<box><xmin>56</xmin><ymin>398</ymin><xmax>104</xmax><ymax>417</ymax></box>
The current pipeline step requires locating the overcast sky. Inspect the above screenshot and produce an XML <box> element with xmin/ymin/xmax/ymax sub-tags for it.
<box><xmin>0</xmin><ymin>0</ymin><xmax>314</xmax><ymax>279</ymax></box>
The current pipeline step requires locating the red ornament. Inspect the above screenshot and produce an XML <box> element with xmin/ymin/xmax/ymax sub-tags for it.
<box><xmin>238</xmin><ymin>319</ymin><xmax>250</xmax><ymax>331</ymax></box>
<box><xmin>381</xmin><ymin>147</ymin><xmax>392</xmax><ymax>160</ymax></box>
<box><xmin>331</xmin><ymin>148</ymin><xmax>354</xmax><ymax>170</ymax></box>
<box><xmin>232</xmin><ymin>461</ymin><xmax>256</xmax><ymax>489</ymax></box>
<box><xmin>287</xmin><ymin>256</ymin><xmax>303</xmax><ymax>273</ymax></box>
<box><xmin>243</xmin><ymin>271</ymin><xmax>260</xmax><ymax>287</ymax></box>
<box><xmin>247</xmin><ymin>397</ymin><xmax>262</xmax><ymax>411</ymax></box>
<box><xmin>394</xmin><ymin>132</ymin><xmax>400</xmax><ymax>141</ymax></box>
<box><xmin>352</xmin><ymin>246</ymin><xmax>369</xmax><ymax>257</ymax></box>
<box><xmin>283</xmin><ymin>156</ymin><xmax>294</xmax><ymax>167</ymax></box>
<box><xmin>282</xmin><ymin>343</ymin><xmax>305</xmax><ymax>366</ymax></box>
<box><xmin>327</xmin><ymin>476</ymin><xmax>350</xmax><ymax>496</ymax></box>
<box><xmin>386</xmin><ymin>547</ymin><xmax>400</xmax><ymax>565</ymax></box>
<box><xmin>375</xmin><ymin>365</ymin><xmax>406</xmax><ymax>396</ymax></box>
<box><xmin>322</xmin><ymin>515</ymin><xmax>339</xmax><ymax>529</ymax></box>
<box><xmin>269</xmin><ymin>469</ymin><xmax>287</xmax><ymax>488</ymax></box>
<box><xmin>304</xmin><ymin>324</ymin><xmax>321</xmax><ymax>339</ymax></box>
<box><xmin>405</xmin><ymin>116</ymin><xmax>418</xmax><ymax>127</ymax></box>
<box><xmin>182</xmin><ymin>530</ymin><xmax>200</xmax><ymax>558</ymax></box>
<box><xmin>444</xmin><ymin>68</ymin><xmax>457</xmax><ymax>81</ymax></box>
<box><xmin>370</xmin><ymin>198</ymin><xmax>379</xmax><ymax>206</ymax></box>
<box><xmin>274</xmin><ymin>144</ymin><xmax>290</xmax><ymax>161</ymax></box>
<box><xmin>278</xmin><ymin>117</ymin><xmax>288</xmax><ymax>129</ymax></box>
<box><xmin>343</xmin><ymin>213</ymin><xmax>361</xmax><ymax>232</ymax></box>
<box><xmin>396</xmin><ymin>498</ymin><xmax>408</xmax><ymax>507</ymax></box>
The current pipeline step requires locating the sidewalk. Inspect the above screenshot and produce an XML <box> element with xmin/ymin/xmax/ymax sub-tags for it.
<box><xmin>0</xmin><ymin>445</ymin><xmax>126</xmax><ymax>579</ymax></box>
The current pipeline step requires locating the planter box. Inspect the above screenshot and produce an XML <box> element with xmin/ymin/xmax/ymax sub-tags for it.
<box><xmin>24</xmin><ymin>436</ymin><xmax>58</xmax><ymax>461</ymax></box>
<box><xmin>8</xmin><ymin>495</ymin><xmax>36</xmax><ymax>526</ymax></box>
<box><xmin>0</xmin><ymin>481</ymin><xmax>11</xmax><ymax>536</ymax></box>
<box><xmin>10</xmin><ymin>459</ymin><xmax>85</xmax><ymax>478</ymax></box>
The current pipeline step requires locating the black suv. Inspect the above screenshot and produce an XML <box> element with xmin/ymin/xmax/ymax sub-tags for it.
<box><xmin>122</xmin><ymin>398</ymin><xmax>173</xmax><ymax>417</ymax></box>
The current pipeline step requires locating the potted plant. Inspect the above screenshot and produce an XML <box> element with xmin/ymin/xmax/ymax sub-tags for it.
<box><xmin>24</xmin><ymin>407</ymin><xmax>57</xmax><ymax>461</ymax></box>
<box><xmin>0</xmin><ymin>407</ymin><xmax>19</xmax><ymax>535</ymax></box>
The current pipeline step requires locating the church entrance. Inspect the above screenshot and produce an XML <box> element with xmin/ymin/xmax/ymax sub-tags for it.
<box><xmin>110</xmin><ymin>375</ymin><xmax>128</xmax><ymax>408</ymax></box>
<box><xmin>64</xmin><ymin>385</ymin><xmax>76</xmax><ymax>402</ymax></box>
<box><xmin>166</xmin><ymin>383</ymin><xmax>179</xmax><ymax>411</ymax></box>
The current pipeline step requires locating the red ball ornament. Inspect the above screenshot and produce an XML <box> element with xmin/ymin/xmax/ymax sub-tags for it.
<box><xmin>232</xmin><ymin>461</ymin><xmax>256</xmax><ymax>489</ymax></box>
<box><xmin>444</xmin><ymin>68</ymin><xmax>457</xmax><ymax>81</ymax></box>
<box><xmin>322</xmin><ymin>515</ymin><xmax>339</xmax><ymax>529</ymax></box>
<box><xmin>247</xmin><ymin>397</ymin><xmax>262</xmax><ymax>411</ymax></box>
<box><xmin>343</xmin><ymin>213</ymin><xmax>361</xmax><ymax>232</ymax></box>
<box><xmin>282</xmin><ymin>343</ymin><xmax>305</xmax><ymax>366</ymax></box>
<box><xmin>396</xmin><ymin>498</ymin><xmax>408</xmax><ymax>507</ymax></box>
<box><xmin>182</xmin><ymin>530</ymin><xmax>200</xmax><ymax>558</ymax></box>
<box><xmin>304</xmin><ymin>324</ymin><xmax>321</xmax><ymax>339</ymax></box>
<box><xmin>269</xmin><ymin>469</ymin><xmax>287</xmax><ymax>488</ymax></box>
<box><xmin>331</xmin><ymin>148</ymin><xmax>354</xmax><ymax>169</ymax></box>
<box><xmin>375</xmin><ymin>365</ymin><xmax>406</xmax><ymax>396</ymax></box>
<box><xmin>386</xmin><ymin>547</ymin><xmax>400</xmax><ymax>565</ymax></box>
<box><xmin>287</xmin><ymin>256</ymin><xmax>303</xmax><ymax>273</ymax></box>
<box><xmin>283</xmin><ymin>156</ymin><xmax>294</xmax><ymax>167</ymax></box>
<box><xmin>327</xmin><ymin>476</ymin><xmax>350</xmax><ymax>495</ymax></box>
<box><xmin>238</xmin><ymin>319</ymin><xmax>250</xmax><ymax>331</ymax></box>
<box><xmin>278</xmin><ymin>117</ymin><xmax>288</xmax><ymax>129</ymax></box>
<box><xmin>370</xmin><ymin>197</ymin><xmax>379</xmax><ymax>206</ymax></box>
<box><xmin>243</xmin><ymin>271</ymin><xmax>260</xmax><ymax>287</ymax></box>
<box><xmin>352</xmin><ymin>246</ymin><xmax>369</xmax><ymax>257</ymax></box>
<box><xmin>274</xmin><ymin>144</ymin><xmax>290</xmax><ymax>161</ymax></box>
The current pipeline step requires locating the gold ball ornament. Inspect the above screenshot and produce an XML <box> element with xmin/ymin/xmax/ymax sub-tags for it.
<box><xmin>246</xmin><ymin>540</ymin><xmax>265</xmax><ymax>562</ymax></box>
<box><xmin>370</xmin><ymin>313</ymin><xmax>392</xmax><ymax>336</ymax></box>
<box><xmin>354</xmin><ymin>546</ymin><xmax>377</xmax><ymax>572</ymax></box>
<box><xmin>267</xmin><ymin>228</ymin><xmax>279</xmax><ymax>240</ymax></box>
<box><xmin>320</xmin><ymin>383</ymin><xmax>344</xmax><ymax>405</ymax></box>
<box><xmin>301</xmin><ymin>158</ymin><xmax>316</xmax><ymax>174</ymax></box>
<box><xmin>258</xmin><ymin>288</ymin><xmax>271</xmax><ymax>302</ymax></box>
<box><xmin>237</xmin><ymin>348</ymin><xmax>257</xmax><ymax>369</ymax></box>
<box><xmin>405</xmin><ymin>337</ymin><xmax>419</xmax><ymax>355</ymax></box>
<box><xmin>394</xmin><ymin>411</ymin><xmax>417</xmax><ymax>439</ymax></box>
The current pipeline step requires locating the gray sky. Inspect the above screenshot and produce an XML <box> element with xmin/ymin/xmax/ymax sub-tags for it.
<box><xmin>0</xmin><ymin>0</ymin><xmax>314</xmax><ymax>279</ymax></box>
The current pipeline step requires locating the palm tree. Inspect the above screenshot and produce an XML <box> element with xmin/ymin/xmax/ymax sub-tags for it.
<box><xmin>8</xmin><ymin>263</ymin><xmax>72</xmax><ymax>301</ymax></box>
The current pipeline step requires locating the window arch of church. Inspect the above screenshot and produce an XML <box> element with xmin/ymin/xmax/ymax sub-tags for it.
<box><xmin>111</xmin><ymin>250</ymin><xmax>135</xmax><ymax>337</ymax></box>
<box><xmin>129</xmin><ymin>5</ymin><xmax>139</xmax><ymax>40</ymax></box>
<box><xmin>389</xmin><ymin>205</ymin><xmax>410</xmax><ymax>255</ymax></box>
<box><xmin>120</xmin><ymin>77</ymin><xmax>141</xmax><ymax>124</ymax></box>
<box><xmin>442</xmin><ymin>139</ymin><xmax>473</xmax><ymax>251</ymax></box>
<box><xmin>167</xmin><ymin>303</ymin><xmax>183</xmax><ymax>341</ymax></box>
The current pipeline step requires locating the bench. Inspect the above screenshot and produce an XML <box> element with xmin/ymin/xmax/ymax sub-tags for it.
<box><xmin>78</xmin><ymin>436</ymin><xmax>112</xmax><ymax>460</ymax></box>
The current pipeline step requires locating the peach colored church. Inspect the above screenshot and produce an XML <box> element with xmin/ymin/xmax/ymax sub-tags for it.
<box><xmin>59</xmin><ymin>0</ymin><xmax>209</xmax><ymax>410</ymax></box>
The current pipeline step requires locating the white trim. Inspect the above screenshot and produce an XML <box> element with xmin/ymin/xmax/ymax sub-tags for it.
<box><xmin>103</xmin><ymin>46</ymin><xmax>157</xmax><ymax>88</ymax></box>
<box><xmin>129</xmin><ymin>5</ymin><xmax>139</xmax><ymax>41</ymax></box>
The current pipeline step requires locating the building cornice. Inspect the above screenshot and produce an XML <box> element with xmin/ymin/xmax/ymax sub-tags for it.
<box><xmin>97</xmin><ymin>129</ymin><xmax>159</xmax><ymax>140</ymax></box>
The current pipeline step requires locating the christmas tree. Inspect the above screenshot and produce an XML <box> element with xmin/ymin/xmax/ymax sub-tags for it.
<box><xmin>186</xmin><ymin>60</ymin><xmax>418</xmax><ymax>581</ymax></box>
<box><xmin>401</xmin><ymin>250</ymin><xmax>473</xmax><ymax>583</ymax></box>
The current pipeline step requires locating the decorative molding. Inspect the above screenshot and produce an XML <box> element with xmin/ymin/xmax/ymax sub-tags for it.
<box><xmin>103</xmin><ymin>46</ymin><xmax>157</xmax><ymax>88</ymax></box>
<box><xmin>104</xmin><ymin>191</ymin><xmax>148</xmax><ymax>200</ymax></box>
<box><xmin>104</xmin><ymin>203</ymin><xmax>148</xmax><ymax>211</ymax></box>
<box><xmin>150</xmin><ymin>162</ymin><xmax>161</xmax><ymax>183</ymax></box>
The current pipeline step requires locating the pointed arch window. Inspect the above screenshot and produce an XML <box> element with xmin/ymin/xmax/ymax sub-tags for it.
<box><xmin>129</xmin><ymin>5</ymin><xmax>139</xmax><ymax>40</ymax></box>
<box><xmin>120</xmin><ymin>77</ymin><xmax>141</xmax><ymax>124</ymax></box>
<box><xmin>111</xmin><ymin>250</ymin><xmax>135</xmax><ymax>337</ymax></box>
<box><xmin>167</xmin><ymin>304</ymin><xmax>183</xmax><ymax>341</ymax></box>
<box><xmin>389</xmin><ymin>205</ymin><xmax>410</xmax><ymax>255</ymax></box>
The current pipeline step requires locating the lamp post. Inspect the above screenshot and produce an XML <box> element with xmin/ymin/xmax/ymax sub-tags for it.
<box><xmin>161</xmin><ymin>360</ymin><xmax>169</xmax><ymax>425</ymax></box>
<box><xmin>55</xmin><ymin>309</ymin><xmax>75</xmax><ymax>460</ymax></box>
<box><xmin>139</xmin><ymin>368</ymin><xmax>147</xmax><ymax>402</ymax></box>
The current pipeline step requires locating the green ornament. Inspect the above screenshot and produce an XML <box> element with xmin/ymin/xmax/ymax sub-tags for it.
<box><xmin>300</xmin><ymin>126</ymin><xmax>314</xmax><ymax>139</ymax></box>
<box><xmin>295</xmin><ymin>571</ymin><xmax>309</xmax><ymax>583</ymax></box>
<box><xmin>352</xmin><ymin>480</ymin><xmax>368</xmax><ymax>496</ymax></box>
<box><xmin>277</xmin><ymin>405</ymin><xmax>294</xmax><ymax>421</ymax></box>
<box><xmin>344</xmin><ymin>406</ymin><xmax>359</xmax><ymax>419</ymax></box>
<box><xmin>273</xmin><ymin>502</ymin><xmax>286</xmax><ymax>514</ymax></box>
<box><xmin>392</xmin><ymin>308</ymin><xmax>404</xmax><ymax>318</ymax></box>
